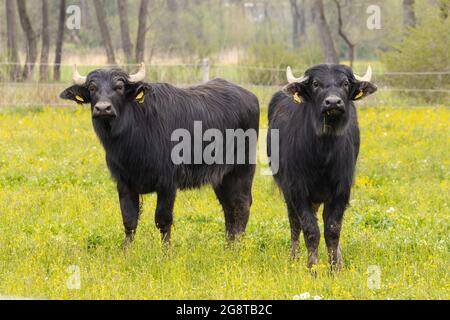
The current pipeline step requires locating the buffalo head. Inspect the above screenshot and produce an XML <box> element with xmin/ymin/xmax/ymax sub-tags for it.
<box><xmin>283</xmin><ymin>64</ymin><xmax>377</xmax><ymax>136</ymax></box>
<box><xmin>60</xmin><ymin>63</ymin><xmax>151</xmax><ymax>120</ymax></box>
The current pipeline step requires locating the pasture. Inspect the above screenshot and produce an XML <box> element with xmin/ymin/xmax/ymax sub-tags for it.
<box><xmin>0</xmin><ymin>97</ymin><xmax>448</xmax><ymax>299</ymax></box>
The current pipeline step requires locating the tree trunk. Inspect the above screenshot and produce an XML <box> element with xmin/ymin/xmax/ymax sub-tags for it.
<box><xmin>334</xmin><ymin>0</ymin><xmax>355</xmax><ymax>67</ymax></box>
<box><xmin>403</xmin><ymin>0</ymin><xmax>416</xmax><ymax>27</ymax></box>
<box><xmin>298</xmin><ymin>0</ymin><xmax>306</xmax><ymax>39</ymax></box>
<box><xmin>117</xmin><ymin>0</ymin><xmax>133</xmax><ymax>64</ymax></box>
<box><xmin>290</xmin><ymin>0</ymin><xmax>305</xmax><ymax>48</ymax></box>
<box><xmin>17</xmin><ymin>0</ymin><xmax>38</xmax><ymax>81</ymax></box>
<box><xmin>81</xmin><ymin>0</ymin><xmax>93</xmax><ymax>29</ymax></box>
<box><xmin>93</xmin><ymin>0</ymin><xmax>116</xmax><ymax>65</ymax></box>
<box><xmin>135</xmin><ymin>0</ymin><xmax>149</xmax><ymax>63</ymax></box>
<box><xmin>39</xmin><ymin>0</ymin><xmax>50</xmax><ymax>82</ymax></box>
<box><xmin>5</xmin><ymin>0</ymin><xmax>20</xmax><ymax>81</ymax></box>
<box><xmin>166</xmin><ymin>0</ymin><xmax>179</xmax><ymax>53</ymax></box>
<box><xmin>312</xmin><ymin>0</ymin><xmax>339</xmax><ymax>64</ymax></box>
<box><xmin>54</xmin><ymin>0</ymin><xmax>66</xmax><ymax>81</ymax></box>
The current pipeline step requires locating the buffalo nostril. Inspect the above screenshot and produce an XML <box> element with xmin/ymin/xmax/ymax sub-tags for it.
<box><xmin>325</xmin><ymin>96</ymin><xmax>343</xmax><ymax>107</ymax></box>
<box><xmin>94</xmin><ymin>103</ymin><xmax>112</xmax><ymax>114</ymax></box>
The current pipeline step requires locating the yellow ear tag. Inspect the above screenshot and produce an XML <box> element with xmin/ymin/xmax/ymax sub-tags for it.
<box><xmin>75</xmin><ymin>95</ymin><xmax>84</xmax><ymax>103</ymax></box>
<box><xmin>293</xmin><ymin>92</ymin><xmax>302</xmax><ymax>104</ymax></box>
<box><xmin>135</xmin><ymin>91</ymin><xmax>145</xmax><ymax>104</ymax></box>
<box><xmin>354</xmin><ymin>90</ymin><xmax>363</xmax><ymax>100</ymax></box>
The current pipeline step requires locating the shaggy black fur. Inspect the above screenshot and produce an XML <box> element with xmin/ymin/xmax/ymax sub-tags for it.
<box><xmin>267</xmin><ymin>64</ymin><xmax>376</xmax><ymax>269</ymax></box>
<box><xmin>61</xmin><ymin>68</ymin><xmax>259</xmax><ymax>244</ymax></box>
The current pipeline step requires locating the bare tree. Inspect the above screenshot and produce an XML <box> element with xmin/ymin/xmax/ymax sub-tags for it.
<box><xmin>333</xmin><ymin>0</ymin><xmax>355</xmax><ymax>67</ymax></box>
<box><xmin>39</xmin><ymin>0</ymin><xmax>50</xmax><ymax>82</ymax></box>
<box><xmin>5</xmin><ymin>0</ymin><xmax>20</xmax><ymax>80</ymax></box>
<box><xmin>312</xmin><ymin>0</ymin><xmax>338</xmax><ymax>64</ymax></box>
<box><xmin>81</xmin><ymin>0</ymin><xmax>93</xmax><ymax>29</ymax></box>
<box><xmin>17</xmin><ymin>0</ymin><xmax>38</xmax><ymax>80</ymax></box>
<box><xmin>135</xmin><ymin>0</ymin><xmax>149</xmax><ymax>63</ymax></box>
<box><xmin>117</xmin><ymin>0</ymin><xmax>133</xmax><ymax>64</ymax></box>
<box><xmin>290</xmin><ymin>0</ymin><xmax>306</xmax><ymax>48</ymax></box>
<box><xmin>93</xmin><ymin>0</ymin><xmax>117</xmax><ymax>64</ymax></box>
<box><xmin>403</xmin><ymin>0</ymin><xmax>416</xmax><ymax>27</ymax></box>
<box><xmin>165</xmin><ymin>0</ymin><xmax>179</xmax><ymax>53</ymax></box>
<box><xmin>54</xmin><ymin>0</ymin><xmax>66</xmax><ymax>81</ymax></box>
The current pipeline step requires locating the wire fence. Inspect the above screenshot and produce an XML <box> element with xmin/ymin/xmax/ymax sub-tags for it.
<box><xmin>0</xmin><ymin>62</ymin><xmax>449</xmax><ymax>108</ymax></box>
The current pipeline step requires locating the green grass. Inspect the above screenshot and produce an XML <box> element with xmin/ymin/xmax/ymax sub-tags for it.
<box><xmin>0</xmin><ymin>101</ymin><xmax>448</xmax><ymax>299</ymax></box>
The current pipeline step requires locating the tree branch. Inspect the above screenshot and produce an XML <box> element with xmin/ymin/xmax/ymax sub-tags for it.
<box><xmin>333</xmin><ymin>0</ymin><xmax>355</xmax><ymax>66</ymax></box>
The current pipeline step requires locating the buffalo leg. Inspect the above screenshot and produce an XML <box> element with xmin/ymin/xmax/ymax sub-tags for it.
<box><xmin>155</xmin><ymin>188</ymin><xmax>176</xmax><ymax>243</ymax></box>
<box><xmin>293</xmin><ymin>200</ymin><xmax>320</xmax><ymax>269</ymax></box>
<box><xmin>233</xmin><ymin>165</ymin><xmax>255</xmax><ymax>237</ymax></box>
<box><xmin>287</xmin><ymin>201</ymin><xmax>319</xmax><ymax>258</ymax></box>
<box><xmin>287</xmin><ymin>200</ymin><xmax>301</xmax><ymax>258</ymax></box>
<box><xmin>214</xmin><ymin>166</ymin><xmax>254</xmax><ymax>241</ymax></box>
<box><xmin>323</xmin><ymin>198</ymin><xmax>347</xmax><ymax>270</ymax></box>
<box><xmin>118</xmin><ymin>182</ymin><xmax>140</xmax><ymax>247</ymax></box>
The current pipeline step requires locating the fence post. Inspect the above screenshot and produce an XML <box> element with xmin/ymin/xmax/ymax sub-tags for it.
<box><xmin>202</xmin><ymin>58</ymin><xmax>210</xmax><ymax>83</ymax></box>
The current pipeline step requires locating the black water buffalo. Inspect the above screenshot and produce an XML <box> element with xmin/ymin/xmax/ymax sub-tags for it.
<box><xmin>60</xmin><ymin>63</ymin><xmax>259</xmax><ymax>246</ymax></box>
<box><xmin>267</xmin><ymin>64</ymin><xmax>377</xmax><ymax>270</ymax></box>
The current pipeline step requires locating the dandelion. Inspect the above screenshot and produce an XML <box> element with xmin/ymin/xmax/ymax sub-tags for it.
<box><xmin>295</xmin><ymin>292</ymin><xmax>310</xmax><ymax>300</ymax></box>
<box><xmin>386</xmin><ymin>207</ymin><xmax>395</xmax><ymax>213</ymax></box>
<box><xmin>293</xmin><ymin>292</ymin><xmax>311</xmax><ymax>300</ymax></box>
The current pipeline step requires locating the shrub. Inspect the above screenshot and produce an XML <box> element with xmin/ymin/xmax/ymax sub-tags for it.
<box><xmin>380</xmin><ymin>14</ymin><xmax>450</xmax><ymax>103</ymax></box>
<box><xmin>241</xmin><ymin>41</ymin><xmax>323</xmax><ymax>86</ymax></box>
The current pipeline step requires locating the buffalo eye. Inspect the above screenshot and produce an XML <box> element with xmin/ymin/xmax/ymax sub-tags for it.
<box><xmin>313</xmin><ymin>80</ymin><xmax>320</xmax><ymax>89</ymax></box>
<box><xmin>342</xmin><ymin>80</ymin><xmax>349</xmax><ymax>88</ymax></box>
<box><xmin>115</xmin><ymin>84</ymin><xmax>124</xmax><ymax>92</ymax></box>
<box><xmin>88</xmin><ymin>85</ymin><xmax>97</xmax><ymax>93</ymax></box>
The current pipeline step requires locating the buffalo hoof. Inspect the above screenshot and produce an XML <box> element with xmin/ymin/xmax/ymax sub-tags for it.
<box><xmin>330</xmin><ymin>256</ymin><xmax>344</xmax><ymax>272</ymax></box>
<box><xmin>307</xmin><ymin>252</ymin><xmax>319</xmax><ymax>276</ymax></box>
<box><xmin>160</xmin><ymin>229</ymin><xmax>171</xmax><ymax>245</ymax></box>
<box><xmin>328</xmin><ymin>247</ymin><xmax>343</xmax><ymax>272</ymax></box>
<box><xmin>290</xmin><ymin>240</ymin><xmax>300</xmax><ymax>259</ymax></box>
<box><xmin>122</xmin><ymin>234</ymin><xmax>134</xmax><ymax>253</ymax></box>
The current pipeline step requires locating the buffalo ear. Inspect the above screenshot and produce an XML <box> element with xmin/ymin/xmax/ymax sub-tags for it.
<box><xmin>60</xmin><ymin>85</ymin><xmax>90</xmax><ymax>104</ymax></box>
<box><xmin>352</xmin><ymin>81</ymin><xmax>377</xmax><ymax>100</ymax></box>
<box><xmin>127</xmin><ymin>82</ymin><xmax>153</xmax><ymax>104</ymax></box>
<box><xmin>282</xmin><ymin>82</ymin><xmax>307</xmax><ymax>103</ymax></box>
<box><xmin>282</xmin><ymin>82</ymin><xmax>299</xmax><ymax>96</ymax></box>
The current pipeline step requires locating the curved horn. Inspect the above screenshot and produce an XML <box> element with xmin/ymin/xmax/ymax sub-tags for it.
<box><xmin>72</xmin><ymin>65</ymin><xmax>87</xmax><ymax>85</ymax></box>
<box><xmin>354</xmin><ymin>65</ymin><xmax>372</xmax><ymax>82</ymax></box>
<box><xmin>128</xmin><ymin>62</ymin><xmax>146</xmax><ymax>83</ymax></box>
<box><xmin>286</xmin><ymin>66</ymin><xmax>308</xmax><ymax>84</ymax></box>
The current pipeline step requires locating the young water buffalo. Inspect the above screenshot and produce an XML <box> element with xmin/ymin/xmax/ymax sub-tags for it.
<box><xmin>60</xmin><ymin>64</ymin><xmax>259</xmax><ymax>246</ymax></box>
<box><xmin>267</xmin><ymin>64</ymin><xmax>377</xmax><ymax>270</ymax></box>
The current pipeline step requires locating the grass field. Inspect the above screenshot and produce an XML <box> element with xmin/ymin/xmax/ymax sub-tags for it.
<box><xmin>0</xmin><ymin>101</ymin><xmax>448</xmax><ymax>299</ymax></box>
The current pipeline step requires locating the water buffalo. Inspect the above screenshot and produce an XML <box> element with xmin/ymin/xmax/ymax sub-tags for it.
<box><xmin>60</xmin><ymin>63</ymin><xmax>259</xmax><ymax>246</ymax></box>
<box><xmin>267</xmin><ymin>64</ymin><xmax>377</xmax><ymax>270</ymax></box>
